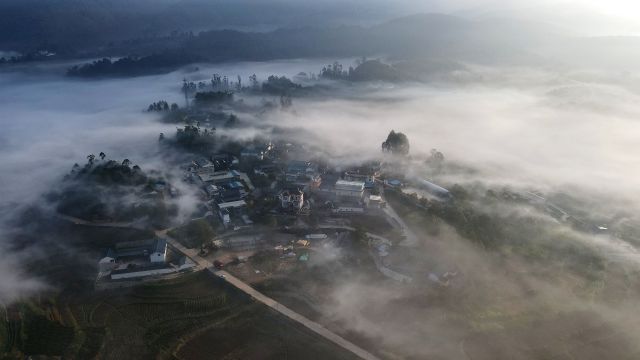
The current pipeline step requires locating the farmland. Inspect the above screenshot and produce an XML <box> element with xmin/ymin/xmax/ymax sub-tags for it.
<box><xmin>1</xmin><ymin>271</ymin><xmax>359</xmax><ymax>359</ymax></box>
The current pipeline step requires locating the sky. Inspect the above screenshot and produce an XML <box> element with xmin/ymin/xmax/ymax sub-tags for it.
<box><xmin>386</xmin><ymin>0</ymin><xmax>640</xmax><ymax>35</ymax></box>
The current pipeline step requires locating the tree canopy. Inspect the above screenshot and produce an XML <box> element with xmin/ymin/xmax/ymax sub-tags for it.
<box><xmin>381</xmin><ymin>130</ymin><xmax>410</xmax><ymax>155</ymax></box>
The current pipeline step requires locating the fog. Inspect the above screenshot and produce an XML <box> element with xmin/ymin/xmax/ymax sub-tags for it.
<box><xmin>0</xmin><ymin>59</ymin><xmax>341</xmax><ymax>302</ymax></box>
<box><xmin>1</xmin><ymin>53</ymin><xmax>640</xmax><ymax>357</ymax></box>
<box><xmin>265</xmin><ymin>67</ymin><xmax>640</xmax><ymax>205</ymax></box>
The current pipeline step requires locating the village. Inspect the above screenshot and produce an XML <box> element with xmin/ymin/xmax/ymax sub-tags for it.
<box><xmin>93</xmin><ymin>130</ymin><xmax>457</xmax><ymax>289</ymax></box>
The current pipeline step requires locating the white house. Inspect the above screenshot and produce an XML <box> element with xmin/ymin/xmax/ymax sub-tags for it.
<box><xmin>99</xmin><ymin>238</ymin><xmax>168</xmax><ymax>267</ymax></box>
<box><xmin>149</xmin><ymin>239</ymin><xmax>167</xmax><ymax>263</ymax></box>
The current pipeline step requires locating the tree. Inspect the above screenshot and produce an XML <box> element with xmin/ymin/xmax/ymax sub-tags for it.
<box><xmin>187</xmin><ymin>219</ymin><xmax>215</xmax><ymax>248</ymax></box>
<box><xmin>381</xmin><ymin>130</ymin><xmax>410</xmax><ymax>155</ymax></box>
<box><xmin>122</xmin><ymin>159</ymin><xmax>131</xmax><ymax>167</ymax></box>
<box><xmin>99</xmin><ymin>152</ymin><xmax>106</xmax><ymax>160</ymax></box>
<box><xmin>158</xmin><ymin>132</ymin><xmax>165</xmax><ymax>142</ymax></box>
<box><xmin>427</xmin><ymin>149</ymin><xmax>445</xmax><ymax>168</ymax></box>
<box><xmin>353</xmin><ymin>227</ymin><xmax>369</xmax><ymax>249</ymax></box>
<box><xmin>249</xmin><ymin>74</ymin><xmax>258</xmax><ymax>89</ymax></box>
<box><xmin>87</xmin><ymin>154</ymin><xmax>95</xmax><ymax>164</ymax></box>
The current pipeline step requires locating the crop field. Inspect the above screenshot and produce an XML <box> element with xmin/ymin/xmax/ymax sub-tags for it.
<box><xmin>1</xmin><ymin>271</ymin><xmax>359</xmax><ymax>360</ymax></box>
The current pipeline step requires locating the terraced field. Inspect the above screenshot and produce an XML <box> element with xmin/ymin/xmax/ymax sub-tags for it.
<box><xmin>2</xmin><ymin>271</ymin><xmax>359</xmax><ymax>360</ymax></box>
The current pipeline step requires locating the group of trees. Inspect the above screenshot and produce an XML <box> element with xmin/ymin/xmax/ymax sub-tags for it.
<box><xmin>67</xmin><ymin>52</ymin><xmax>204</xmax><ymax>77</ymax></box>
<box><xmin>427</xmin><ymin>149</ymin><xmax>445</xmax><ymax>169</ymax></box>
<box><xmin>180</xmin><ymin>74</ymin><xmax>299</xmax><ymax>108</ymax></box>
<box><xmin>58</xmin><ymin>152</ymin><xmax>175</xmax><ymax>225</ymax></box>
<box><xmin>194</xmin><ymin>91</ymin><xmax>234</xmax><ymax>105</ymax></box>
<box><xmin>319</xmin><ymin>61</ymin><xmax>352</xmax><ymax>80</ymax></box>
<box><xmin>147</xmin><ymin>100</ymin><xmax>178</xmax><ymax>112</ymax></box>
<box><xmin>261</xmin><ymin>75</ymin><xmax>301</xmax><ymax>95</ymax></box>
<box><xmin>168</xmin><ymin>219</ymin><xmax>216</xmax><ymax>249</ymax></box>
<box><xmin>318</xmin><ymin>59</ymin><xmax>402</xmax><ymax>82</ymax></box>
<box><xmin>173</xmin><ymin>124</ymin><xmax>216</xmax><ymax>151</ymax></box>
<box><xmin>382</xmin><ymin>130</ymin><xmax>410</xmax><ymax>155</ymax></box>
<box><xmin>69</xmin><ymin>152</ymin><xmax>146</xmax><ymax>186</ymax></box>
<box><xmin>0</xmin><ymin>50</ymin><xmax>58</xmax><ymax>65</ymax></box>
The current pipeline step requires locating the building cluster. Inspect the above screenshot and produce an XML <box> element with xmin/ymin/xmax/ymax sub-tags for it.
<box><xmin>94</xmin><ymin>135</ymin><xmax>457</xmax><ymax>285</ymax></box>
<box><xmin>184</xmin><ymin>153</ymin><xmax>255</xmax><ymax>230</ymax></box>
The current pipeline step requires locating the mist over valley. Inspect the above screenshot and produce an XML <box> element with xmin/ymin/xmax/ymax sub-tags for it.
<box><xmin>1</xmin><ymin>2</ymin><xmax>640</xmax><ymax>359</ymax></box>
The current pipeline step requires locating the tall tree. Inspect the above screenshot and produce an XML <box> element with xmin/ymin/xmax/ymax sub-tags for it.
<box><xmin>381</xmin><ymin>130</ymin><xmax>410</xmax><ymax>155</ymax></box>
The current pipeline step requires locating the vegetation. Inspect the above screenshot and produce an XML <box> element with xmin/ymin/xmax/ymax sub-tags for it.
<box><xmin>52</xmin><ymin>154</ymin><xmax>173</xmax><ymax>225</ymax></box>
<box><xmin>194</xmin><ymin>91</ymin><xmax>234</xmax><ymax>105</ymax></box>
<box><xmin>172</xmin><ymin>124</ymin><xmax>216</xmax><ymax>152</ymax></box>
<box><xmin>66</xmin><ymin>154</ymin><xmax>147</xmax><ymax>186</ymax></box>
<box><xmin>385</xmin><ymin>188</ymin><xmax>610</xmax><ymax>283</ymax></box>
<box><xmin>0</xmin><ymin>272</ymin><xmax>358</xmax><ymax>359</ymax></box>
<box><xmin>146</xmin><ymin>100</ymin><xmax>178</xmax><ymax>112</ymax></box>
<box><xmin>67</xmin><ymin>53</ymin><xmax>204</xmax><ymax>77</ymax></box>
<box><xmin>381</xmin><ymin>130</ymin><xmax>410</xmax><ymax>155</ymax></box>
<box><xmin>261</xmin><ymin>75</ymin><xmax>301</xmax><ymax>95</ymax></box>
<box><xmin>168</xmin><ymin>219</ymin><xmax>216</xmax><ymax>249</ymax></box>
<box><xmin>348</xmin><ymin>59</ymin><xmax>403</xmax><ymax>82</ymax></box>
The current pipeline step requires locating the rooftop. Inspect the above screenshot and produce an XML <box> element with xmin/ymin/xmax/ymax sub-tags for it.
<box><xmin>218</xmin><ymin>199</ymin><xmax>247</xmax><ymax>209</ymax></box>
<box><xmin>105</xmin><ymin>238</ymin><xmax>166</xmax><ymax>259</ymax></box>
<box><xmin>335</xmin><ymin>180</ymin><xmax>365</xmax><ymax>191</ymax></box>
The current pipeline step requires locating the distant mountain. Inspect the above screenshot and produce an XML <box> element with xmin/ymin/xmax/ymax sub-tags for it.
<box><xmin>0</xmin><ymin>0</ymin><xmax>402</xmax><ymax>53</ymax></box>
<box><xmin>62</xmin><ymin>12</ymin><xmax>640</xmax><ymax>77</ymax></box>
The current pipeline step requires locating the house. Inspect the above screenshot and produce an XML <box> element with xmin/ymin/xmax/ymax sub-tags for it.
<box><xmin>286</xmin><ymin>160</ymin><xmax>318</xmax><ymax>179</ymax></box>
<box><xmin>217</xmin><ymin>199</ymin><xmax>247</xmax><ymax>210</ymax></box>
<box><xmin>98</xmin><ymin>238</ymin><xmax>171</xmax><ymax>279</ymax></box>
<box><xmin>305</xmin><ymin>234</ymin><xmax>328</xmax><ymax>240</ymax></box>
<box><xmin>279</xmin><ymin>187</ymin><xmax>304</xmax><ymax>210</ymax></box>
<box><xmin>211</xmin><ymin>153</ymin><xmax>239</xmax><ymax>170</ymax></box>
<box><xmin>205</xmin><ymin>184</ymin><xmax>219</xmax><ymax>197</ymax></box>
<box><xmin>108</xmin><ymin>256</ymin><xmax>196</xmax><ymax>280</ymax></box>
<box><xmin>216</xmin><ymin>200</ymin><xmax>247</xmax><ymax>228</ymax></box>
<box><xmin>193</xmin><ymin>157</ymin><xmax>214</xmax><ymax>169</ymax></box>
<box><xmin>197</xmin><ymin>170</ymin><xmax>236</xmax><ymax>184</ymax></box>
<box><xmin>384</xmin><ymin>179</ymin><xmax>403</xmax><ymax>188</ymax></box>
<box><xmin>366</xmin><ymin>195</ymin><xmax>385</xmax><ymax>208</ymax></box>
<box><xmin>334</xmin><ymin>180</ymin><xmax>365</xmax><ymax>201</ymax></box>
<box><xmin>255</xmin><ymin>164</ymin><xmax>277</xmax><ymax>176</ymax></box>
<box><xmin>217</xmin><ymin>187</ymin><xmax>245</xmax><ymax>202</ymax></box>
<box><xmin>99</xmin><ymin>238</ymin><xmax>167</xmax><ymax>267</ymax></box>
<box><xmin>241</xmin><ymin>142</ymin><xmax>273</xmax><ymax>160</ymax></box>
<box><xmin>344</xmin><ymin>167</ymin><xmax>379</xmax><ymax>189</ymax></box>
